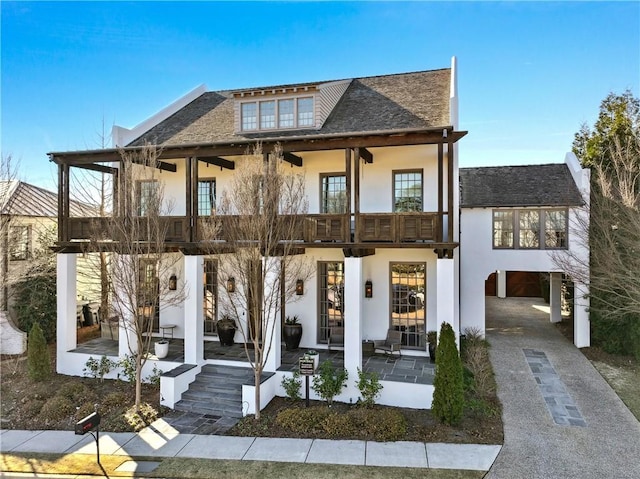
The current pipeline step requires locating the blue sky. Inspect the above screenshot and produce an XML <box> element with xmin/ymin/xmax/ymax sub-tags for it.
<box><xmin>2</xmin><ymin>1</ymin><xmax>639</xmax><ymax>189</ymax></box>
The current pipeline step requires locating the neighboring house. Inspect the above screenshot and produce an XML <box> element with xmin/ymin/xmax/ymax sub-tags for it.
<box><xmin>0</xmin><ymin>180</ymin><xmax>99</xmax><ymax>354</ymax></box>
<box><xmin>460</xmin><ymin>156</ymin><xmax>591</xmax><ymax>348</ymax></box>
<box><xmin>48</xmin><ymin>57</ymin><xmax>590</xmax><ymax>413</ymax></box>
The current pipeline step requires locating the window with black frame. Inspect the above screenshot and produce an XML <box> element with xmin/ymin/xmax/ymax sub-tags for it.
<box><xmin>203</xmin><ymin>259</ymin><xmax>218</xmax><ymax>336</ymax></box>
<box><xmin>318</xmin><ymin>261</ymin><xmax>344</xmax><ymax>343</ymax></box>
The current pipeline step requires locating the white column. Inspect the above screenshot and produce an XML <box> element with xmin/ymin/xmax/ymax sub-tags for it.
<box><xmin>344</xmin><ymin>257</ymin><xmax>363</xmax><ymax>402</ymax></box>
<box><xmin>436</xmin><ymin>257</ymin><xmax>456</xmax><ymax>339</ymax></box>
<box><xmin>56</xmin><ymin>253</ymin><xmax>77</xmax><ymax>371</ymax></box>
<box><xmin>263</xmin><ymin>258</ymin><xmax>282</xmax><ymax>372</ymax></box>
<box><xmin>497</xmin><ymin>270</ymin><xmax>507</xmax><ymax>298</ymax></box>
<box><xmin>184</xmin><ymin>255</ymin><xmax>204</xmax><ymax>364</ymax></box>
<box><xmin>574</xmin><ymin>281</ymin><xmax>590</xmax><ymax>348</ymax></box>
<box><xmin>549</xmin><ymin>272</ymin><xmax>562</xmax><ymax>323</ymax></box>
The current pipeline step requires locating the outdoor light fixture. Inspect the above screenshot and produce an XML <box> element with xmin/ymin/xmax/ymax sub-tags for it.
<box><xmin>365</xmin><ymin>280</ymin><xmax>373</xmax><ymax>298</ymax></box>
<box><xmin>296</xmin><ymin>279</ymin><xmax>304</xmax><ymax>295</ymax></box>
<box><xmin>227</xmin><ymin>277</ymin><xmax>236</xmax><ymax>293</ymax></box>
<box><xmin>169</xmin><ymin>273</ymin><xmax>177</xmax><ymax>291</ymax></box>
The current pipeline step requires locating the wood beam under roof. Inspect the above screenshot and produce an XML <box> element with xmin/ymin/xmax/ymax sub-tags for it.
<box><xmin>282</xmin><ymin>152</ymin><xmax>303</xmax><ymax>167</ymax></box>
<box><xmin>69</xmin><ymin>163</ymin><xmax>118</xmax><ymax>175</ymax></box>
<box><xmin>197</xmin><ymin>156</ymin><xmax>235</xmax><ymax>170</ymax></box>
<box><xmin>156</xmin><ymin>161</ymin><xmax>177</xmax><ymax>173</ymax></box>
<box><xmin>48</xmin><ymin>129</ymin><xmax>467</xmax><ymax>165</ymax></box>
<box><xmin>358</xmin><ymin>147</ymin><xmax>373</xmax><ymax>164</ymax></box>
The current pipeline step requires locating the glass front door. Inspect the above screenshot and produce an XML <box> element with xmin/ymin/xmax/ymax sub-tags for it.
<box><xmin>390</xmin><ymin>262</ymin><xmax>426</xmax><ymax>348</ymax></box>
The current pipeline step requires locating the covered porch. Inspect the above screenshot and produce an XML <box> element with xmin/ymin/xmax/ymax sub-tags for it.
<box><xmin>72</xmin><ymin>337</ymin><xmax>435</xmax><ymax>385</ymax></box>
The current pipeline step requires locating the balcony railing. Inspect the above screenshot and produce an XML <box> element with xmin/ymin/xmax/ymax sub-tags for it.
<box><xmin>65</xmin><ymin>212</ymin><xmax>444</xmax><ymax>246</ymax></box>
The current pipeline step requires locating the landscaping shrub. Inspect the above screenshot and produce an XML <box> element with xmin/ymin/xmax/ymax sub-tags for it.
<box><xmin>276</xmin><ymin>406</ymin><xmax>331</xmax><ymax>434</ymax></box>
<box><xmin>15</xmin><ymin>273</ymin><xmax>57</xmax><ymax>343</ymax></box>
<box><xmin>101</xmin><ymin>391</ymin><xmax>129</xmax><ymax>414</ymax></box>
<box><xmin>27</xmin><ymin>322</ymin><xmax>51</xmax><ymax>381</ymax></box>
<box><xmin>311</xmin><ymin>360</ymin><xmax>348</xmax><ymax>406</ymax></box>
<box><xmin>23</xmin><ymin>399</ymin><xmax>45</xmax><ymax>419</ymax></box>
<box><xmin>462</xmin><ymin>327</ymin><xmax>496</xmax><ymax>399</ymax></box>
<box><xmin>59</xmin><ymin>382</ymin><xmax>94</xmax><ymax>404</ymax></box>
<box><xmin>356</xmin><ymin>368</ymin><xmax>383</xmax><ymax>407</ymax></box>
<box><xmin>40</xmin><ymin>396</ymin><xmax>75</xmax><ymax>422</ymax></box>
<box><xmin>84</xmin><ymin>355</ymin><xmax>116</xmax><ymax>381</ymax></box>
<box><xmin>431</xmin><ymin>322</ymin><xmax>465</xmax><ymax>426</ymax></box>
<box><xmin>124</xmin><ymin>403</ymin><xmax>160</xmax><ymax>431</ymax></box>
<box><xmin>281</xmin><ymin>371</ymin><xmax>302</xmax><ymax>401</ymax></box>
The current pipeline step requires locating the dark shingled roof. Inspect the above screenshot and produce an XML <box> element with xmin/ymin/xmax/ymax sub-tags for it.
<box><xmin>460</xmin><ymin>164</ymin><xmax>584</xmax><ymax>208</ymax></box>
<box><xmin>128</xmin><ymin>68</ymin><xmax>451</xmax><ymax>147</ymax></box>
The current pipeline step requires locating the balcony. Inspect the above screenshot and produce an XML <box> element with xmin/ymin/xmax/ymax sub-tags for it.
<box><xmin>62</xmin><ymin>211</ymin><xmax>447</xmax><ymax>251</ymax></box>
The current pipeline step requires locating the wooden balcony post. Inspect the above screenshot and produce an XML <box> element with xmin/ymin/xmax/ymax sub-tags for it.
<box><xmin>353</xmin><ymin>147</ymin><xmax>360</xmax><ymax>243</ymax></box>
<box><xmin>345</xmin><ymin>148</ymin><xmax>352</xmax><ymax>242</ymax></box>
<box><xmin>447</xmin><ymin>138</ymin><xmax>454</xmax><ymax>244</ymax></box>
<box><xmin>58</xmin><ymin>162</ymin><xmax>65</xmax><ymax>243</ymax></box>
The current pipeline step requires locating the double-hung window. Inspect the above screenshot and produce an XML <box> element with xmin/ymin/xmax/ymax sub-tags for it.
<box><xmin>493</xmin><ymin>209</ymin><xmax>568</xmax><ymax>249</ymax></box>
<box><xmin>393</xmin><ymin>170</ymin><xmax>423</xmax><ymax>212</ymax></box>
<box><xmin>9</xmin><ymin>226</ymin><xmax>30</xmax><ymax>260</ymax></box>
<box><xmin>240</xmin><ymin>97</ymin><xmax>314</xmax><ymax>132</ymax></box>
<box><xmin>320</xmin><ymin>174</ymin><xmax>347</xmax><ymax>214</ymax></box>
<box><xmin>136</xmin><ymin>180</ymin><xmax>159</xmax><ymax>217</ymax></box>
<box><xmin>198</xmin><ymin>179</ymin><xmax>216</xmax><ymax>216</ymax></box>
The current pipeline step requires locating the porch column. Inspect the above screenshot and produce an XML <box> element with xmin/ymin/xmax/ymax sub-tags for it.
<box><xmin>263</xmin><ymin>258</ymin><xmax>282</xmax><ymax>373</ymax></box>
<box><xmin>56</xmin><ymin>253</ymin><xmax>77</xmax><ymax>371</ymax></box>
<box><xmin>344</xmin><ymin>257</ymin><xmax>363</xmax><ymax>401</ymax></box>
<box><xmin>549</xmin><ymin>272</ymin><xmax>563</xmax><ymax>323</ymax></box>
<box><xmin>497</xmin><ymin>270</ymin><xmax>507</xmax><ymax>299</ymax></box>
<box><xmin>574</xmin><ymin>280</ymin><xmax>590</xmax><ymax>348</ymax></box>
<box><xmin>436</xmin><ymin>257</ymin><xmax>456</xmax><ymax>341</ymax></box>
<box><xmin>184</xmin><ymin>255</ymin><xmax>204</xmax><ymax>364</ymax></box>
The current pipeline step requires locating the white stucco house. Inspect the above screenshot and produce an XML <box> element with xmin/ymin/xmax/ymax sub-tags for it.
<box><xmin>49</xmin><ymin>58</ymin><xmax>590</xmax><ymax>414</ymax></box>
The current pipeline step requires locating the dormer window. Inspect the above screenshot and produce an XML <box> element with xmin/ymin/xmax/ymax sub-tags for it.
<box><xmin>240</xmin><ymin>96</ymin><xmax>315</xmax><ymax>132</ymax></box>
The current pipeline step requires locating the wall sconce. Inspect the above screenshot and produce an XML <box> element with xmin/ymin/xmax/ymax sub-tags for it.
<box><xmin>365</xmin><ymin>280</ymin><xmax>373</xmax><ymax>298</ymax></box>
<box><xmin>295</xmin><ymin>279</ymin><xmax>304</xmax><ymax>295</ymax></box>
<box><xmin>169</xmin><ymin>273</ymin><xmax>177</xmax><ymax>291</ymax></box>
<box><xmin>226</xmin><ymin>277</ymin><xmax>236</xmax><ymax>293</ymax></box>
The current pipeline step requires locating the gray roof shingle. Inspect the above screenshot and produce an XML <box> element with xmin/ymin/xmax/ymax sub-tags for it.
<box><xmin>460</xmin><ymin>164</ymin><xmax>584</xmax><ymax>208</ymax></box>
<box><xmin>128</xmin><ymin>69</ymin><xmax>451</xmax><ymax>147</ymax></box>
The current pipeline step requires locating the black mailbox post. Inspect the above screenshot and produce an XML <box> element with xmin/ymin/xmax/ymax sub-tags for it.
<box><xmin>75</xmin><ymin>411</ymin><xmax>101</xmax><ymax>464</ymax></box>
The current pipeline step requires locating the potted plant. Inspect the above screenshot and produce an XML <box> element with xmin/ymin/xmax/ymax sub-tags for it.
<box><xmin>426</xmin><ymin>330</ymin><xmax>437</xmax><ymax>363</ymax></box>
<box><xmin>154</xmin><ymin>339</ymin><xmax>169</xmax><ymax>359</ymax></box>
<box><xmin>217</xmin><ymin>315</ymin><xmax>236</xmax><ymax>346</ymax></box>
<box><xmin>283</xmin><ymin>315</ymin><xmax>303</xmax><ymax>350</ymax></box>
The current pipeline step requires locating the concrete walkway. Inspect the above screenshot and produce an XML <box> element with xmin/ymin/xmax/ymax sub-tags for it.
<box><xmin>485</xmin><ymin>297</ymin><xmax>640</xmax><ymax>479</ymax></box>
<box><xmin>1</xmin><ymin>425</ymin><xmax>501</xmax><ymax>473</ymax></box>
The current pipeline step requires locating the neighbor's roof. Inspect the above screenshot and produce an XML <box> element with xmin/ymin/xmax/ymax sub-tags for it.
<box><xmin>459</xmin><ymin>164</ymin><xmax>584</xmax><ymax>208</ymax></box>
<box><xmin>0</xmin><ymin>180</ymin><xmax>96</xmax><ymax>217</ymax></box>
<box><xmin>128</xmin><ymin>68</ymin><xmax>452</xmax><ymax>147</ymax></box>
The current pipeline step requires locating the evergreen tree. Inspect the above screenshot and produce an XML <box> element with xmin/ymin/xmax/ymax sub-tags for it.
<box><xmin>27</xmin><ymin>322</ymin><xmax>51</xmax><ymax>381</ymax></box>
<box><xmin>431</xmin><ymin>322</ymin><xmax>464</xmax><ymax>425</ymax></box>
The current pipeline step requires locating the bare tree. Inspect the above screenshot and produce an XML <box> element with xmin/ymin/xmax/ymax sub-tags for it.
<box><xmin>212</xmin><ymin>144</ymin><xmax>312</xmax><ymax>419</ymax></box>
<box><xmin>90</xmin><ymin>145</ymin><xmax>186</xmax><ymax>410</ymax></box>
<box><xmin>554</xmin><ymin>133</ymin><xmax>640</xmax><ymax>322</ymax></box>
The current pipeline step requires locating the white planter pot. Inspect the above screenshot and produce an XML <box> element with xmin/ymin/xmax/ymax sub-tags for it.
<box><xmin>155</xmin><ymin>341</ymin><xmax>169</xmax><ymax>359</ymax></box>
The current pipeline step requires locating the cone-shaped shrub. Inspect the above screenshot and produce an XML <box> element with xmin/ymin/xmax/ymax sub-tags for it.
<box><xmin>431</xmin><ymin>322</ymin><xmax>464</xmax><ymax>425</ymax></box>
<box><xmin>28</xmin><ymin>322</ymin><xmax>51</xmax><ymax>381</ymax></box>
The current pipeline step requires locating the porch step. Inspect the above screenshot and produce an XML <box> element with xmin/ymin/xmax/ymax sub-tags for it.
<box><xmin>174</xmin><ymin>364</ymin><xmax>255</xmax><ymax>418</ymax></box>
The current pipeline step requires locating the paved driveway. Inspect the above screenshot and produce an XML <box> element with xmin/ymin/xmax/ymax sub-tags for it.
<box><xmin>485</xmin><ymin>297</ymin><xmax>640</xmax><ymax>479</ymax></box>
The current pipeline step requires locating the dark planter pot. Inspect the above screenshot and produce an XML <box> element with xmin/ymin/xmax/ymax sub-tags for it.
<box><xmin>428</xmin><ymin>343</ymin><xmax>437</xmax><ymax>363</ymax></box>
<box><xmin>218</xmin><ymin>327</ymin><xmax>235</xmax><ymax>346</ymax></box>
<box><xmin>283</xmin><ymin>324</ymin><xmax>303</xmax><ymax>351</ymax></box>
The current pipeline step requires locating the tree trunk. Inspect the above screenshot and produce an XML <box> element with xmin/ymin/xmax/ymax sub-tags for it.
<box><xmin>135</xmin><ymin>353</ymin><xmax>143</xmax><ymax>411</ymax></box>
<box><xmin>254</xmin><ymin>365</ymin><xmax>261</xmax><ymax>420</ymax></box>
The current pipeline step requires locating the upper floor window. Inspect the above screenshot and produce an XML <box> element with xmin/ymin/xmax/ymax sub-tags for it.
<box><xmin>9</xmin><ymin>225</ymin><xmax>30</xmax><ymax>260</ymax></box>
<box><xmin>493</xmin><ymin>209</ymin><xmax>568</xmax><ymax>250</ymax></box>
<box><xmin>240</xmin><ymin>96</ymin><xmax>314</xmax><ymax>132</ymax></box>
<box><xmin>198</xmin><ymin>179</ymin><xmax>216</xmax><ymax>216</ymax></box>
<box><xmin>321</xmin><ymin>174</ymin><xmax>347</xmax><ymax>214</ymax></box>
<box><xmin>136</xmin><ymin>180</ymin><xmax>159</xmax><ymax>217</ymax></box>
<box><xmin>241</xmin><ymin>103</ymin><xmax>257</xmax><ymax>131</ymax></box>
<box><xmin>393</xmin><ymin>170</ymin><xmax>423</xmax><ymax>212</ymax></box>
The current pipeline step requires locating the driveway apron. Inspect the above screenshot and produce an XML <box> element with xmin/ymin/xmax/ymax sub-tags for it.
<box><xmin>485</xmin><ymin>297</ymin><xmax>640</xmax><ymax>479</ymax></box>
